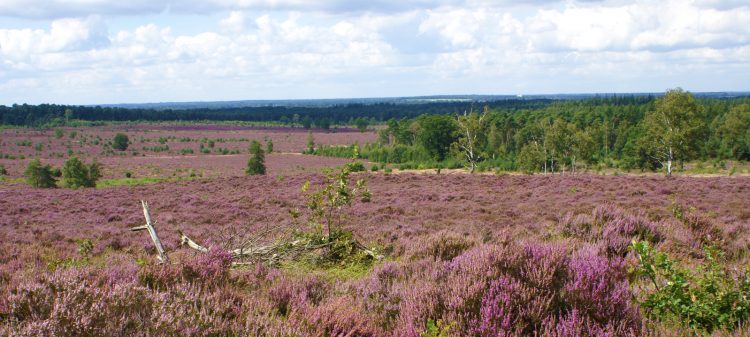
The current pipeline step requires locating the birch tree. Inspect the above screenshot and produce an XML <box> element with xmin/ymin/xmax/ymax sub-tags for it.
<box><xmin>643</xmin><ymin>88</ymin><xmax>704</xmax><ymax>176</ymax></box>
<box><xmin>456</xmin><ymin>106</ymin><xmax>489</xmax><ymax>173</ymax></box>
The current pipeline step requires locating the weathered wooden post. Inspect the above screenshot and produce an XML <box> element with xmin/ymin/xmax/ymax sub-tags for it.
<box><xmin>130</xmin><ymin>200</ymin><xmax>168</xmax><ymax>263</ymax></box>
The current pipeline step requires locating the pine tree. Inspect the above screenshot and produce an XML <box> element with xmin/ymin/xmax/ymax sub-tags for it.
<box><xmin>246</xmin><ymin>140</ymin><xmax>266</xmax><ymax>175</ymax></box>
<box><xmin>24</xmin><ymin>159</ymin><xmax>57</xmax><ymax>188</ymax></box>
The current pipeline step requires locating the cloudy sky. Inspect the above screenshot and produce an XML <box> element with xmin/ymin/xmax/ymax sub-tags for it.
<box><xmin>0</xmin><ymin>0</ymin><xmax>748</xmax><ymax>105</ymax></box>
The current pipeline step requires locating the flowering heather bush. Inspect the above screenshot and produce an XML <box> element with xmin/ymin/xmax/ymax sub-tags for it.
<box><xmin>1</xmin><ymin>173</ymin><xmax>749</xmax><ymax>335</ymax></box>
<box><xmin>183</xmin><ymin>247</ymin><xmax>234</xmax><ymax>283</ymax></box>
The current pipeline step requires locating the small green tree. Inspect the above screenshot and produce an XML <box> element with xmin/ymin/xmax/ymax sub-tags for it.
<box><xmin>306</xmin><ymin>131</ymin><xmax>315</xmax><ymax>154</ymax></box>
<box><xmin>24</xmin><ymin>159</ymin><xmax>57</xmax><ymax>188</ymax></box>
<box><xmin>545</xmin><ymin>119</ymin><xmax>577</xmax><ymax>174</ymax></box>
<box><xmin>62</xmin><ymin>156</ymin><xmax>101</xmax><ymax>188</ymax></box>
<box><xmin>717</xmin><ymin>103</ymin><xmax>750</xmax><ymax>160</ymax></box>
<box><xmin>517</xmin><ymin>142</ymin><xmax>545</xmax><ymax>174</ymax></box>
<box><xmin>302</xmin><ymin>162</ymin><xmax>370</xmax><ymax>239</ymax></box>
<box><xmin>112</xmin><ymin>133</ymin><xmax>129</xmax><ymax>151</ymax></box>
<box><xmin>0</xmin><ymin>165</ymin><xmax>7</xmax><ymax>176</ymax></box>
<box><xmin>354</xmin><ymin>117</ymin><xmax>369</xmax><ymax>132</ymax></box>
<box><xmin>416</xmin><ymin>115</ymin><xmax>458</xmax><ymax>161</ymax></box>
<box><xmin>246</xmin><ymin>140</ymin><xmax>266</xmax><ymax>175</ymax></box>
<box><xmin>266</xmin><ymin>139</ymin><xmax>274</xmax><ymax>154</ymax></box>
<box><xmin>643</xmin><ymin>88</ymin><xmax>705</xmax><ymax>176</ymax></box>
<box><xmin>54</xmin><ymin>128</ymin><xmax>64</xmax><ymax>139</ymax></box>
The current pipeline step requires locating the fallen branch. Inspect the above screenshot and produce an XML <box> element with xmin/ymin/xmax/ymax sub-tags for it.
<box><xmin>178</xmin><ymin>230</ymin><xmax>208</xmax><ymax>253</ymax></box>
<box><xmin>130</xmin><ymin>200</ymin><xmax>168</xmax><ymax>263</ymax></box>
<box><xmin>135</xmin><ymin>201</ymin><xmax>382</xmax><ymax>266</ymax></box>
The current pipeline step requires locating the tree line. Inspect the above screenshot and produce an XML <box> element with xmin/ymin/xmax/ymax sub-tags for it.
<box><xmin>314</xmin><ymin>89</ymin><xmax>750</xmax><ymax>174</ymax></box>
<box><xmin>0</xmin><ymin>100</ymin><xmax>553</xmax><ymax>128</ymax></box>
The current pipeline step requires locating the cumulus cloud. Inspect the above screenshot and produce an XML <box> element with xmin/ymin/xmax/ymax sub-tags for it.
<box><xmin>0</xmin><ymin>0</ymin><xmax>748</xmax><ymax>104</ymax></box>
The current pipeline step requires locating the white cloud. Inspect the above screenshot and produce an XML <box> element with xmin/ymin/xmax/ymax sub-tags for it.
<box><xmin>0</xmin><ymin>0</ymin><xmax>748</xmax><ymax>104</ymax></box>
<box><xmin>220</xmin><ymin>11</ymin><xmax>247</xmax><ymax>33</ymax></box>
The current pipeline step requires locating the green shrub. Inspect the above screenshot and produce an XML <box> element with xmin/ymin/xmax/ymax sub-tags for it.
<box><xmin>0</xmin><ymin>165</ymin><xmax>6</xmax><ymax>176</ymax></box>
<box><xmin>24</xmin><ymin>159</ymin><xmax>57</xmax><ymax>188</ymax></box>
<box><xmin>631</xmin><ymin>240</ymin><xmax>750</xmax><ymax>334</ymax></box>
<box><xmin>346</xmin><ymin>161</ymin><xmax>366</xmax><ymax>172</ymax></box>
<box><xmin>421</xmin><ymin>319</ymin><xmax>453</xmax><ymax>337</ymax></box>
<box><xmin>54</xmin><ymin>128</ymin><xmax>64</xmax><ymax>139</ymax></box>
<box><xmin>112</xmin><ymin>133</ymin><xmax>129</xmax><ymax>151</ymax></box>
<box><xmin>62</xmin><ymin>156</ymin><xmax>101</xmax><ymax>188</ymax></box>
<box><xmin>246</xmin><ymin>140</ymin><xmax>266</xmax><ymax>175</ymax></box>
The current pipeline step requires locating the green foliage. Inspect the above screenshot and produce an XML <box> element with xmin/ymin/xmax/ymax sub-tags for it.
<box><xmin>455</xmin><ymin>107</ymin><xmax>488</xmax><ymax>173</ymax></box>
<box><xmin>631</xmin><ymin>240</ymin><xmax>750</xmax><ymax>334</ymax></box>
<box><xmin>112</xmin><ymin>133</ymin><xmax>129</xmax><ymax>151</ymax></box>
<box><xmin>54</xmin><ymin>128</ymin><xmax>64</xmax><ymax>139</ymax></box>
<box><xmin>716</xmin><ymin>103</ymin><xmax>750</xmax><ymax>160</ymax></box>
<box><xmin>246</xmin><ymin>140</ymin><xmax>266</xmax><ymax>175</ymax></box>
<box><xmin>642</xmin><ymin>88</ymin><xmax>705</xmax><ymax>175</ymax></box>
<box><xmin>302</xmin><ymin>162</ymin><xmax>371</xmax><ymax>238</ymax></box>
<box><xmin>517</xmin><ymin>142</ymin><xmax>545</xmax><ymax>173</ymax></box>
<box><xmin>62</xmin><ymin>156</ymin><xmax>101</xmax><ymax>188</ymax></box>
<box><xmin>77</xmin><ymin>239</ymin><xmax>94</xmax><ymax>256</ymax></box>
<box><xmin>24</xmin><ymin>159</ymin><xmax>57</xmax><ymax>188</ymax></box>
<box><xmin>345</xmin><ymin>161</ymin><xmax>366</xmax><ymax>172</ymax></box>
<box><xmin>421</xmin><ymin>319</ymin><xmax>453</xmax><ymax>337</ymax></box>
<box><xmin>416</xmin><ymin>115</ymin><xmax>459</xmax><ymax>161</ymax></box>
<box><xmin>0</xmin><ymin>165</ymin><xmax>6</xmax><ymax>176</ymax></box>
<box><xmin>354</xmin><ymin>117</ymin><xmax>369</xmax><ymax>132</ymax></box>
<box><xmin>266</xmin><ymin>139</ymin><xmax>273</xmax><ymax>153</ymax></box>
<box><xmin>305</xmin><ymin>131</ymin><xmax>315</xmax><ymax>154</ymax></box>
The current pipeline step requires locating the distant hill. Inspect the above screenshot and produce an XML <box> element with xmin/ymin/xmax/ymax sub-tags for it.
<box><xmin>95</xmin><ymin>92</ymin><xmax>750</xmax><ymax>110</ymax></box>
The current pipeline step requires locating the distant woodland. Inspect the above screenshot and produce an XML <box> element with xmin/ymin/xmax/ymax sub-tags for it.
<box><xmin>2</xmin><ymin>91</ymin><xmax>750</xmax><ymax>173</ymax></box>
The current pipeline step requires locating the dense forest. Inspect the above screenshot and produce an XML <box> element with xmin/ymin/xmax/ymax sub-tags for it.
<box><xmin>0</xmin><ymin>99</ymin><xmax>553</xmax><ymax>128</ymax></box>
<box><xmin>314</xmin><ymin>90</ymin><xmax>750</xmax><ymax>174</ymax></box>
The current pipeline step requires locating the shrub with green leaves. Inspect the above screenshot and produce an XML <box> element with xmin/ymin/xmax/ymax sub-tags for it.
<box><xmin>0</xmin><ymin>164</ymin><xmax>7</xmax><ymax>176</ymax></box>
<box><xmin>62</xmin><ymin>156</ymin><xmax>101</xmax><ymax>188</ymax></box>
<box><xmin>24</xmin><ymin>159</ymin><xmax>57</xmax><ymax>188</ymax></box>
<box><xmin>345</xmin><ymin>161</ymin><xmax>366</xmax><ymax>172</ymax></box>
<box><xmin>112</xmin><ymin>133</ymin><xmax>129</xmax><ymax>151</ymax></box>
<box><xmin>631</xmin><ymin>240</ymin><xmax>750</xmax><ymax>334</ymax></box>
<box><xmin>246</xmin><ymin>140</ymin><xmax>266</xmax><ymax>175</ymax></box>
<box><xmin>302</xmin><ymin>162</ymin><xmax>371</xmax><ymax>238</ymax></box>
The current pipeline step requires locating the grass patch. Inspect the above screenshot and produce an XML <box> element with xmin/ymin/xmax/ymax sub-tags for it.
<box><xmin>96</xmin><ymin>176</ymin><xmax>195</xmax><ymax>188</ymax></box>
<box><xmin>280</xmin><ymin>258</ymin><xmax>375</xmax><ymax>281</ymax></box>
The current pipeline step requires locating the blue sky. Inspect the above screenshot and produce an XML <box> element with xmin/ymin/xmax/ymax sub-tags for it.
<box><xmin>0</xmin><ymin>0</ymin><xmax>748</xmax><ymax>105</ymax></box>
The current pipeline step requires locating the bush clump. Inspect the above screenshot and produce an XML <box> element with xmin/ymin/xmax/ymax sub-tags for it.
<box><xmin>112</xmin><ymin>133</ymin><xmax>129</xmax><ymax>151</ymax></box>
<box><xmin>246</xmin><ymin>140</ymin><xmax>266</xmax><ymax>175</ymax></box>
<box><xmin>24</xmin><ymin>159</ymin><xmax>57</xmax><ymax>188</ymax></box>
<box><xmin>62</xmin><ymin>156</ymin><xmax>102</xmax><ymax>188</ymax></box>
<box><xmin>631</xmin><ymin>240</ymin><xmax>750</xmax><ymax>334</ymax></box>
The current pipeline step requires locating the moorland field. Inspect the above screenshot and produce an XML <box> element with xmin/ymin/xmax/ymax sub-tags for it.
<box><xmin>2</xmin><ymin>93</ymin><xmax>750</xmax><ymax>336</ymax></box>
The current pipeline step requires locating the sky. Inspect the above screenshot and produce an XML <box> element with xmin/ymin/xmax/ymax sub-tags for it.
<box><xmin>0</xmin><ymin>0</ymin><xmax>749</xmax><ymax>105</ymax></box>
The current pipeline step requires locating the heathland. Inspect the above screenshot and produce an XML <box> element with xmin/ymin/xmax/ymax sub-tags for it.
<box><xmin>1</xmin><ymin>91</ymin><xmax>750</xmax><ymax>336</ymax></box>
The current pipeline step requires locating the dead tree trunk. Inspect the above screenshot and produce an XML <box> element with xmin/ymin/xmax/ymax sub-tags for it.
<box><xmin>130</xmin><ymin>200</ymin><xmax>168</xmax><ymax>263</ymax></box>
